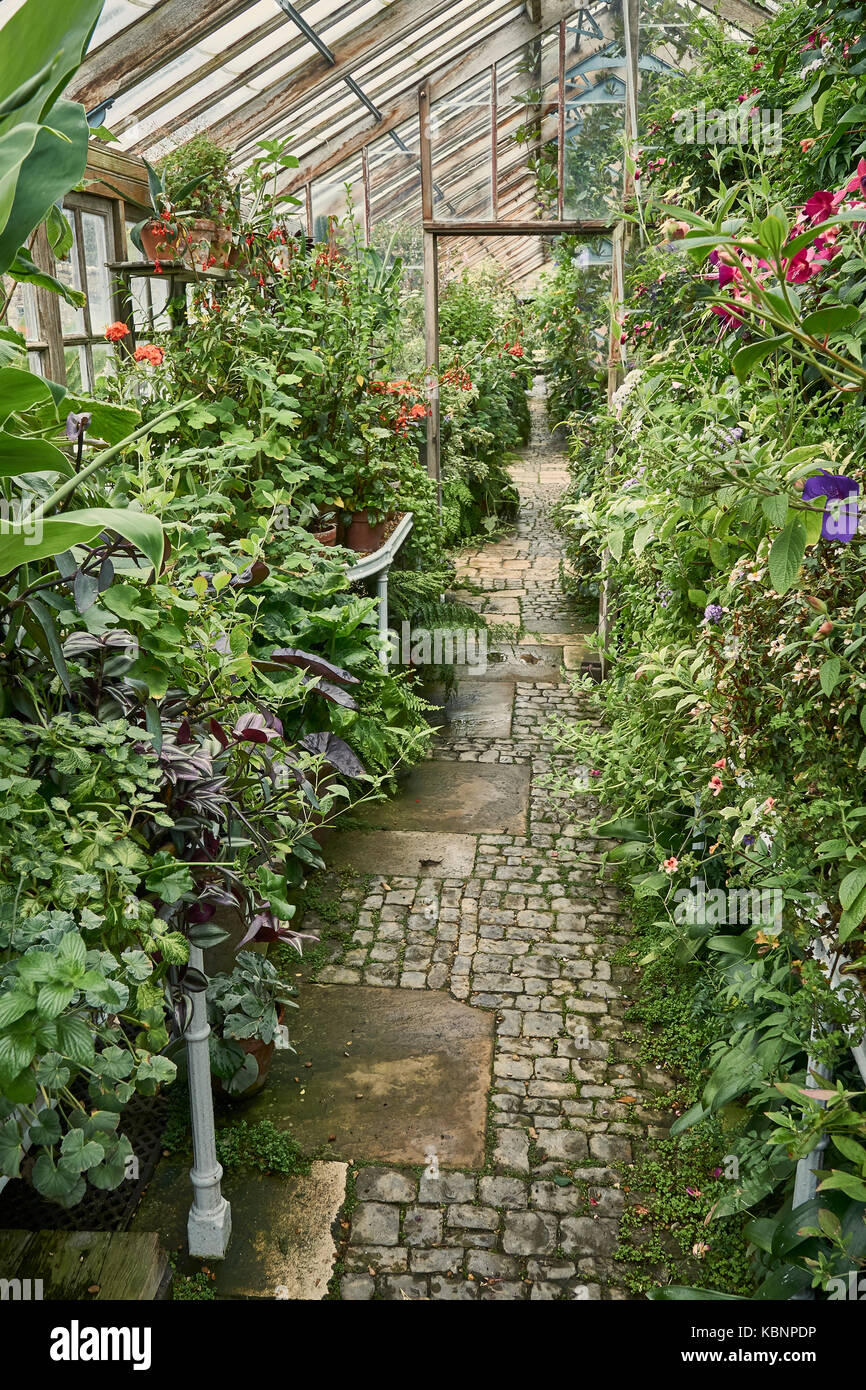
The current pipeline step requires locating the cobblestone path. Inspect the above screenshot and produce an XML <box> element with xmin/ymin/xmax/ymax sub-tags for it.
<box><xmin>312</xmin><ymin>396</ymin><xmax>673</xmax><ymax>1300</ymax></box>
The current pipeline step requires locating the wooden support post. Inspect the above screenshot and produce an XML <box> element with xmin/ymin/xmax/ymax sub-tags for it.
<box><xmin>419</xmin><ymin>81</ymin><xmax>442</xmax><ymax>509</ymax></box>
<box><xmin>423</xmin><ymin>230</ymin><xmax>441</xmax><ymax>509</ymax></box>
<box><xmin>557</xmin><ymin>19</ymin><xmax>566</xmax><ymax>221</ymax></box>
<box><xmin>490</xmin><ymin>64</ymin><xmax>498</xmax><ymax>218</ymax></box>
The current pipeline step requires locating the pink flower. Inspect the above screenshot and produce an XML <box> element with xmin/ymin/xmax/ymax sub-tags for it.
<box><xmin>763</xmin><ymin>796</ymin><xmax>777</xmax><ymax>812</ymax></box>
<box><xmin>802</xmin><ymin>190</ymin><xmax>834</xmax><ymax>224</ymax></box>
<box><xmin>844</xmin><ymin>158</ymin><xmax>866</xmax><ymax>196</ymax></box>
<box><xmin>662</xmin><ymin>856</ymin><xmax>679</xmax><ymax>874</ymax></box>
<box><xmin>709</xmin><ymin>775</ymin><xmax>723</xmax><ymax>795</ymax></box>
<box><xmin>712</xmin><ymin>758</ymin><xmax>726</xmax><ymax>769</ymax></box>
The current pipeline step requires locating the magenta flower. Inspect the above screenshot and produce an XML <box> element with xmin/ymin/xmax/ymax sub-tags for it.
<box><xmin>802</xmin><ymin>190</ymin><xmax>834</xmax><ymax>224</ymax></box>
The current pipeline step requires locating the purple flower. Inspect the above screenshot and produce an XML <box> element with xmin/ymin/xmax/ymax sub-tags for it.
<box><xmin>65</xmin><ymin>411</ymin><xmax>91</xmax><ymax>441</ymax></box>
<box><xmin>704</xmin><ymin>603</ymin><xmax>723</xmax><ymax>624</ymax></box>
<box><xmin>802</xmin><ymin>471</ymin><xmax>859</xmax><ymax>543</ymax></box>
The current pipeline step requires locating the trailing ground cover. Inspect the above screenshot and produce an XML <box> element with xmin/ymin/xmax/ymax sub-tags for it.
<box><xmin>548</xmin><ymin>0</ymin><xmax>866</xmax><ymax>1297</ymax></box>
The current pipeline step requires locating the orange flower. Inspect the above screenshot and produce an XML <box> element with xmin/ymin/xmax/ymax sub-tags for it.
<box><xmin>105</xmin><ymin>321</ymin><xmax>130</xmax><ymax>342</ymax></box>
<box><xmin>133</xmin><ymin>344</ymin><xmax>164</xmax><ymax>366</ymax></box>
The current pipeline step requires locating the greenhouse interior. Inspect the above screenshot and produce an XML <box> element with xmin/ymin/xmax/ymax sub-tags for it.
<box><xmin>0</xmin><ymin>0</ymin><xmax>865</xmax><ymax>1340</ymax></box>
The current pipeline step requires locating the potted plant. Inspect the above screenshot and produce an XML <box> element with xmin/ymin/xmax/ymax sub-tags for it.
<box><xmin>335</xmin><ymin>382</ymin><xmax>425</xmax><ymax>551</ymax></box>
<box><xmin>157</xmin><ymin>135</ymin><xmax>235</xmax><ymax>269</ymax></box>
<box><xmin>128</xmin><ymin>162</ymin><xmax>185</xmax><ymax>263</ymax></box>
<box><xmin>310</xmin><ymin>508</ymin><xmax>338</xmax><ymax>547</ymax></box>
<box><xmin>207</xmin><ymin>951</ymin><xmax>297</xmax><ymax>1097</ymax></box>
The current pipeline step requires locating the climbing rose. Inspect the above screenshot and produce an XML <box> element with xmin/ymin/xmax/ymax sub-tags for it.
<box><xmin>105</xmin><ymin>321</ymin><xmax>130</xmax><ymax>342</ymax></box>
<box><xmin>133</xmin><ymin>344</ymin><xmax>165</xmax><ymax>366</ymax></box>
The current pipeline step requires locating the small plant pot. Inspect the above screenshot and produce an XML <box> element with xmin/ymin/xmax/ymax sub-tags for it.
<box><xmin>182</xmin><ymin>219</ymin><xmax>234</xmax><ymax>270</ymax></box>
<box><xmin>234</xmin><ymin>1034</ymin><xmax>275</xmax><ymax>1097</ymax></box>
<box><xmin>140</xmin><ymin>220</ymin><xmax>183</xmax><ymax>262</ymax></box>
<box><xmin>215</xmin><ymin>1007</ymin><xmax>284</xmax><ymax>1099</ymax></box>
<box><xmin>344</xmin><ymin>511</ymin><xmax>391</xmax><ymax>553</ymax></box>
<box><xmin>212</xmin><ymin>224</ymin><xmax>234</xmax><ymax>269</ymax></box>
<box><xmin>311</xmin><ymin>524</ymin><xmax>337</xmax><ymax>547</ymax></box>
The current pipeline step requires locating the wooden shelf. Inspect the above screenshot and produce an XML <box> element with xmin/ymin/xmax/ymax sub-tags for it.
<box><xmin>107</xmin><ymin>259</ymin><xmax>233</xmax><ymax>282</ymax></box>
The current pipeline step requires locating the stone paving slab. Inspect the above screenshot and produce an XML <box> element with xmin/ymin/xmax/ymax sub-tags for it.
<box><xmin>325</xmin><ymin>829</ymin><xmax>477</xmax><ymax>879</ymax></box>
<box><xmin>444</xmin><ymin>678</ymin><xmax>514</xmax><ymax>739</ymax></box>
<box><xmin>133</xmin><ymin>1160</ymin><xmax>347</xmax><ymax>1300</ymax></box>
<box><xmin>358</xmin><ymin>760</ymin><xmax>530</xmax><ymax>836</ymax></box>
<box><xmin>455</xmin><ymin>643</ymin><xmax>564</xmax><ymax>683</ymax></box>
<box><xmin>241</xmin><ymin>985</ymin><xmax>494</xmax><ymax>1169</ymax></box>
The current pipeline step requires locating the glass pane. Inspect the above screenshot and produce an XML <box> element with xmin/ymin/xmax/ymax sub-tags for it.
<box><xmin>81</xmin><ymin>210</ymin><xmax>113</xmax><ymax>338</ymax></box>
<box><xmin>310</xmin><ymin>155</ymin><xmax>365</xmax><ymax>243</ymax></box>
<box><xmin>4</xmin><ymin>280</ymin><xmax>38</xmax><ymax>339</ymax></box>
<box><xmin>430</xmin><ymin>70</ymin><xmax>493</xmax><ymax>221</ymax></box>
<box><xmin>496</xmin><ymin>26</ymin><xmax>560</xmax><ymax>221</ymax></box>
<box><xmin>563</xmin><ymin>20</ymin><xmax>626</xmax><ymax>219</ymax></box>
<box><xmin>91</xmin><ymin>343</ymin><xmax>115</xmax><ymax>382</ymax></box>
<box><xmin>64</xmin><ymin>344</ymin><xmax>86</xmax><ymax>393</ymax></box>
<box><xmin>57</xmin><ymin>211</ymin><xmax>85</xmax><ymax>336</ymax></box>
<box><xmin>368</xmin><ymin>118</ymin><xmax>422</xmax><ymax>274</ymax></box>
<box><xmin>638</xmin><ymin>0</ymin><xmax>694</xmax><ymax>126</ymax></box>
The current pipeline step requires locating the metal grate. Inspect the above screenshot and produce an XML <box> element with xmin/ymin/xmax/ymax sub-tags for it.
<box><xmin>0</xmin><ymin>1092</ymin><xmax>169</xmax><ymax>1233</ymax></box>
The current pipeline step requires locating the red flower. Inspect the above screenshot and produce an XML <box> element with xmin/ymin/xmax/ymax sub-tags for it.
<box><xmin>105</xmin><ymin>321</ymin><xmax>130</xmax><ymax>342</ymax></box>
<box><xmin>133</xmin><ymin>344</ymin><xmax>165</xmax><ymax>367</ymax></box>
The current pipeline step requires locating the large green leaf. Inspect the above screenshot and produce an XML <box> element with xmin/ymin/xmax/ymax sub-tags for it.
<box><xmin>732</xmin><ymin>334</ymin><xmax>790</xmax><ymax>382</ymax></box>
<box><xmin>0</xmin><ymin>506</ymin><xmax>164</xmax><ymax>578</ymax></box>
<box><xmin>6</xmin><ymin>247</ymin><xmax>86</xmax><ymax>308</ymax></box>
<box><xmin>0</xmin><ymin>431</ymin><xmax>72</xmax><ymax>477</ymax></box>
<box><xmin>62</xmin><ymin>396</ymin><xmax>141</xmax><ymax>446</ymax></box>
<box><xmin>0</xmin><ymin>100</ymin><xmax>90</xmax><ymax>274</ymax></box>
<box><xmin>0</xmin><ymin>365</ymin><xmax>54</xmax><ymax>421</ymax></box>
<box><xmin>0</xmin><ymin>122</ymin><xmax>41</xmax><ymax>237</ymax></box>
<box><xmin>801</xmin><ymin>304</ymin><xmax>861</xmax><ymax>337</ymax></box>
<box><xmin>768</xmin><ymin>518</ymin><xmax>806</xmax><ymax>595</ymax></box>
<box><xmin>0</xmin><ymin>0</ymin><xmax>103</xmax><ymax>127</ymax></box>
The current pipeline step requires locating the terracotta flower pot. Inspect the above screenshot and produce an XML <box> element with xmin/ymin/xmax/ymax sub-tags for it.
<box><xmin>215</xmin><ymin>1007</ymin><xmax>284</xmax><ymax>1099</ymax></box>
<box><xmin>312</xmin><ymin>524</ymin><xmax>337</xmax><ymax>547</ymax></box>
<box><xmin>344</xmin><ymin>511</ymin><xmax>391</xmax><ymax>553</ymax></box>
<box><xmin>140</xmin><ymin>220</ymin><xmax>183</xmax><ymax>262</ymax></box>
<box><xmin>183</xmin><ymin>219</ymin><xmax>234</xmax><ymax>270</ymax></box>
<box><xmin>232</xmin><ymin>1032</ymin><xmax>275</xmax><ymax>1097</ymax></box>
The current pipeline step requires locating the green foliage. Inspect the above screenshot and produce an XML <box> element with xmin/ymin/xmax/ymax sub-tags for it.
<box><xmin>547</xmin><ymin>0</ymin><xmax>866</xmax><ymax>1298</ymax></box>
<box><xmin>617</xmin><ymin>1133</ymin><xmax>754</xmax><ymax>1297</ymax></box>
<box><xmin>214</xmin><ymin>1119</ymin><xmax>310</xmax><ymax>1177</ymax></box>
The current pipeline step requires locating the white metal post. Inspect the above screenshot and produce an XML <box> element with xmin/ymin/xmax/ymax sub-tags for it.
<box><xmin>377</xmin><ymin>564</ymin><xmax>391</xmax><ymax>669</ymax></box>
<box><xmin>185</xmin><ymin>943</ymin><xmax>232</xmax><ymax>1258</ymax></box>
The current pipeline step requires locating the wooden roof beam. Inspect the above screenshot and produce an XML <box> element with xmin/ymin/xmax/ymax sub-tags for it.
<box><xmin>69</xmin><ymin>0</ymin><xmax>260</xmax><ymax>112</ymax></box>
<box><xmin>283</xmin><ymin>0</ymin><xmax>583</xmax><ymax>192</ymax></box>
